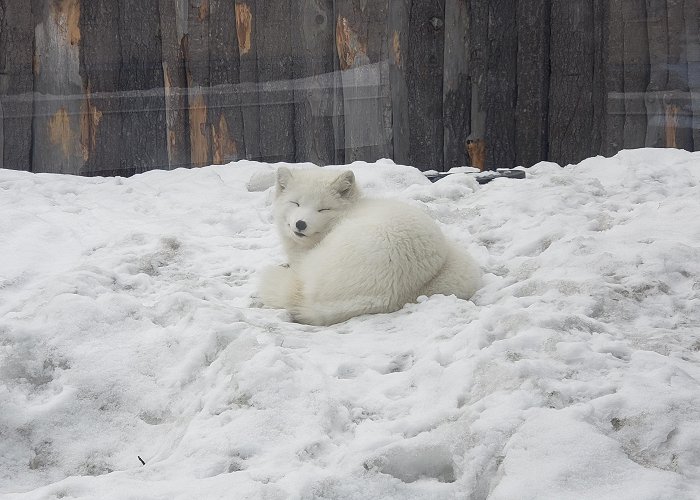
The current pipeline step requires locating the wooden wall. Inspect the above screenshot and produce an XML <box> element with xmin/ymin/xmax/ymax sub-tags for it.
<box><xmin>0</xmin><ymin>0</ymin><xmax>698</xmax><ymax>175</ymax></box>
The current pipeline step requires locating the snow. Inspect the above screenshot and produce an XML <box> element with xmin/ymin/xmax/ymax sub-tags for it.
<box><xmin>1</xmin><ymin>148</ymin><xmax>699</xmax><ymax>499</ymax></box>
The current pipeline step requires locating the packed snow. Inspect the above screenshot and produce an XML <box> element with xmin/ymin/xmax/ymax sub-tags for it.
<box><xmin>1</xmin><ymin>148</ymin><xmax>699</xmax><ymax>499</ymax></box>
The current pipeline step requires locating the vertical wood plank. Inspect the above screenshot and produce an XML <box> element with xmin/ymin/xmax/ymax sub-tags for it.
<box><xmin>686</xmin><ymin>0</ymin><xmax>700</xmax><ymax>149</ymax></box>
<box><xmin>467</xmin><ymin>0</ymin><xmax>487</xmax><ymax>168</ymax></box>
<box><xmin>0</xmin><ymin>0</ymin><xmax>34</xmax><ymax>171</ymax></box>
<box><xmin>665</xmin><ymin>0</ymin><xmax>692</xmax><ymax>150</ymax></box>
<box><xmin>209</xmin><ymin>0</ymin><xmax>245</xmax><ymax>164</ymax></box>
<box><xmin>335</xmin><ymin>0</ymin><xmax>391</xmax><ymax>164</ymax></box>
<box><xmin>387</xmin><ymin>0</ymin><xmax>410</xmax><ymax>165</ymax></box>
<box><xmin>549</xmin><ymin>0</ymin><xmax>595</xmax><ymax>165</ymax></box>
<box><xmin>621</xmin><ymin>0</ymin><xmax>649</xmax><ymax>148</ymax></box>
<box><xmin>235</xmin><ymin>1</ymin><xmax>261</xmax><ymax>161</ymax></box>
<box><xmin>255</xmin><ymin>1</ymin><xmax>296</xmax><ymax>163</ymax></box>
<box><xmin>80</xmin><ymin>0</ymin><xmax>123</xmax><ymax>175</ymax></box>
<box><xmin>118</xmin><ymin>0</ymin><xmax>168</xmax><ymax>173</ymax></box>
<box><xmin>483</xmin><ymin>0</ymin><xmax>517</xmax><ymax>169</ymax></box>
<box><xmin>32</xmin><ymin>0</ymin><xmax>85</xmax><ymax>174</ymax></box>
<box><xmin>158</xmin><ymin>0</ymin><xmax>191</xmax><ymax>169</ymax></box>
<box><xmin>644</xmin><ymin>0</ymin><xmax>668</xmax><ymax>147</ymax></box>
<box><xmin>184</xmin><ymin>0</ymin><xmax>212</xmax><ymax>167</ymax></box>
<box><xmin>515</xmin><ymin>0</ymin><xmax>550</xmax><ymax>167</ymax></box>
<box><xmin>601</xmin><ymin>0</ymin><xmax>625</xmax><ymax>156</ymax></box>
<box><xmin>291</xmin><ymin>0</ymin><xmax>336</xmax><ymax>166</ymax></box>
<box><xmin>406</xmin><ymin>0</ymin><xmax>444</xmax><ymax>170</ymax></box>
<box><xmin>443</xmin><ymin>0</ymin><xmax>470</xmax><ymax>170</ymax></box>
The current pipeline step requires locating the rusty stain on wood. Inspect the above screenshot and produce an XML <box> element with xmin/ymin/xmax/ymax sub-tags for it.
<box><xmin>467</xmin><ymin>139</ymin><xmax>486</xmax><ymax>171</ymax></box>
<box><xmin>48</xmin><ymin>107</ymin><xmax>73</xmax><ymax>159</ymax></box>
<box><xmin>189</xmin><ymin>93</ymin><xmax>209</xmax><ymax>167</ymax></box>
<box><xmin>391</xmin><ymin>31</ymin><xmax>402</xmax><ymax>67</ymax></box>
<box><xmin>50</xmin><ymin>0</ymin><xmax>81</xmax><ymax>46</ymax></box>
<box><xmin>335</xmin><ymin>16</ymin><xmax>366</xmax><ymax>70</ymax></box>
<box><xmin>665</xmin><ymin>104</ymin><xmax>679</xmax><ymax>148</ymax></box>
<box><xmin>198</xmin><ymin>0</ymin><xmax>209</xmax><ymax>22</ymax></box>
<box><xmin>235</xmin><ymin>3</ymin><xmax>252</xmax><ymax>55</ymax></box>
<box><xmin>80</xmin><ymin>91</ymin><xmax>102</xmax><ymax>162</ymax></box>
<box><xmin>212</xmin><ymin>114</ymin><xmax>237</xmax><ymax>164</ymax></box>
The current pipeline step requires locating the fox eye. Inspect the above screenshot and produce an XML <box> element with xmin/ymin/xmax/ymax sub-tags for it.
<box><xmin>290</xmin><ymin>201</ymin><xmax>300</xmax><ymax>207</ymax></box>
<box><xmin>318</xmin><ymin>208</ymin><xmax>331</xmax><ymax>212</ymax></box>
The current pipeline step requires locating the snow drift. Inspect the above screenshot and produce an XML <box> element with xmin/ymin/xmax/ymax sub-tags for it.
<box><xmin>1</xmin><ymin>149</ymin><xmax>699</xmax><ymax>499</ymax></box>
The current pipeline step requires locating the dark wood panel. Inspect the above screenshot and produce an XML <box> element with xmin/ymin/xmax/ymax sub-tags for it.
<box><xmin>602</xmin><ymin>0</ymin><xmax>625</xmax><ymax>156</ymax></box>
<box><xmin>483</xmin><ymin>0</ymin><xmax>517</xmax><ymax>169</ymax></box>
<box><xmin>184</xmin><ymin>0</ymin><xmax>212</xmax><ymax>167</ymax></box>
<box><xmin>80</xmin><ymin>0</ymin><xmax>124</xmax><ymax>175</ymax></box>
<box><xmin>515</xmin><ymin>0</ymin><xmax>550</xmax><ymax>167</ymax></box>
<box><xmin>291</xmin><ymin>0</ymin><xmax>336</xmax><ymax>166</ymax></box>
<box><xmin>665</xmin><ymin>0</ymin><xmax>693</xmax><ymax>150</ymax></box>
<box><xmin>549</xmin><ymin>0</ymin><xmax>595</xmax><ymax>165</ymax></box>
<box><xmin>0</xmin><ymin>0</ymin><xmax>34</xmax><ymax>171</ymax></box>
<box><xmin>387</xmin><ymin>0</ymin><xmax>410</xmax><ymax>165</ymax></box>
<box><xmin>118</xmin><ymin>0</ymin><xmax>168</xmax><ymax>172</ymax></box>
<box><xmin>686</xmin><ymin>0</ymin><xmax>700</xmax><ymax>149</ymax></box>
<box><xmin>256</xmin><ymin>0</ymin><xmax>296</xmax><ymax>163</ymax></box>
<box><xmin>335</xmin><ymin>0</ymin><xmax>391</xmax><ymax>164</ymax></box>
<box><xmin>622</xmin><ymin>0</ymin><xmax>649</xmax><ymax>148</ymax></box>
<box><xmin>158</xmin><ymin>0</ymin><xmax>191</xmax><ymax>169</ymax></box>
<box><xmin>443</xmin><ymin>0</ymin><xmax>470</xmax><ymax>170</ymax></box>
<box><xmin>209</xmin><ymin>0</ymin><xmax>245</xmax><ymax>164</ymax></box>
<box><xmin>406</xmin><ymin>0</ymin><xmax>444</xmax><ymax>170</ymax></box>
<box><xmin>235</xmin><ymin>1</ymin><xmax>261</xmax><ymax>161</ymax></box>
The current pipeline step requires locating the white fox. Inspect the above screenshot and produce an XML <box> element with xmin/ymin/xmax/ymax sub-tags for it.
<box><xmin>258</xmin><ymin>167</ymin><xmax>481</xmax><ymax>325</ymax></box>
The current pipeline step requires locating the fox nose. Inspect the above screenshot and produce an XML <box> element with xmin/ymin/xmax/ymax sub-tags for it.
<box><xmin>295</xmin><ymin>220</ymin><xmax>307</xmax><ymax>231</ymax></box>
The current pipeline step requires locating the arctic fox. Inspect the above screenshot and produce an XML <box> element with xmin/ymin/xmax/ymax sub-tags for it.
<box><xmin>258</xmin><ymin>167</ymin><xmax>482</xmax><ymax>326</ymax></box>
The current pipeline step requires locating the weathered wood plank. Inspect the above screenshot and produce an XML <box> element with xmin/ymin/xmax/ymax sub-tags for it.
<box><xmin>80</xmin><ymin>0</ymin><xmax>125</xmax><ymax>175</ymax></box>
<box><xmin>665</xmin><ymin>0</ymin><xmax>692</xmax><ymax>150</ymax></box>
<box><xmin>483</xmin><ymin>0</ymin><xmax>517</xmax><ymax>169</ymax></box>
<box><xmin>0</xmin><ymin>0</ymin><xmax>34</xmax><ymax>171</ymax></box>
<box><xmin>549</xmin><ymin>0</ymin><xmax>595</xmax><ymax>165</ymax></box>
<box><xmin>290</xmin><ymin>0</ymin><xmax>336</xmax><ymax>166</ymax></box>
<box><xmin>255</xmin><ymin>1</ymin><xmax>295</xmax><ymax>163</ymax></box>
<box><xmin>406</xmin><ymin>0</ymin><xmax>444</xmax><ymax>170</ymax></box>
<box><xmin>622</xmin><ymin>0</ymin><xmax>649</xmax><ymax>148</ymax></box>
<box><xmin>644</xmin><ymin>0</ymin><xmax>668</xmax><ymax>147</ymax></box>
<box><xmin>158</xmin><ymin>0</ymin><xmax>191</xmax><ymax>169</ymax></box>
<box><xmin>467</xmin><ymin>0</ymin><xmax>488</xmax><ymax>169</ymax></box>
<box><xmin>335</xmin><ymin>0</ymin><xmax>391</xmax><ymax>164</ymax></box>
<box><xmin>209</xmin><ymin>0</ymin><xmax>245</xmax><ymax>164</ymax></box>
<box><xmin>515</xmin><ymin>0</ymin><xmax>550</xmax><ymax>167</ymax></box>
<box><xmin>387</xmin><ymin>0</ymin><xmax>410</xmax><ymax>165</ymax></box>
<box><xmin>184</xmin><ymin>0</ymin><xmax>212</xmax><ymax>167</ymax></box>
<box><xmin>235</xmin><ymin>1</ymin><xmax>261</xmax><ymax>161</ymax></box>
<box><xmin>118</xmin><ymin>0</ymin><xmax>168</xmax><ymax>173</ymax></box>
<box><xmin>686</xmin><ymin>0</ymin><xmax>700</xmax><ymax>149</ymax></box>
<box><xmin>443</xmin><ymin>0</ymin><xmax>470</xmax><ymax>170</ymax></box>
<box><xmin>601</xmin><ymin>0</ymin><xmax>625</xmax><ymax>156</ymax></box>
<box><xmin>32</xmin><ymin>0</ymin><xmax>85</xmax><ymax>174</ymax></box>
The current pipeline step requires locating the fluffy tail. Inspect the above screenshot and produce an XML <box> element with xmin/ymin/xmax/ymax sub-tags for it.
<box><xmin>257</xmin><ymin>265</ymin><xmax>301</xmax><ymax>310</ymax></box>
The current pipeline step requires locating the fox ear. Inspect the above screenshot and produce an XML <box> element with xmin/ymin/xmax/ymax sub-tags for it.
<box><xmin>332</xmin><ymin>170</ymin><xmax>356</xmax><ymax>197</ymax></box>
<box><xmin>276</xmin><ymin>167</ymin><xmax>292</xmax><ymax>192</ymax></box>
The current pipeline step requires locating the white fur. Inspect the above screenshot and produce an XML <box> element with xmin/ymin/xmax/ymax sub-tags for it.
<box><xmin>258</xmin><ymin>167</ymin><xmax>482</xmax><ymax>325</ymax></box>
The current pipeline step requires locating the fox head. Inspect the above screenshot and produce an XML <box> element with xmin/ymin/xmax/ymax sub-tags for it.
<box><xmin>273</xmin><ymin>167</ymin><xmax>360</xmax><ymax>253</ymax></box>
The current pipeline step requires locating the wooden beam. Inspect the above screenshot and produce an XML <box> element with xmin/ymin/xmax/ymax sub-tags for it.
<box><xmin>443</xmin><ymin>0</ymin><xmax>470</xmax><ymax>170</ymax></box>
<box><xmin>549</xmin><ymin>0</ymin><xmax>595</xmax><ymax>165</ymax></box>
<box><xmin>516</xmin><ymin>0</ymin><xmax>550</xmax><ymax>167</ymax></box>
<box><xmin>0</xmin><ymin>0</ymin><xmax>34</xmax><ymax>171</ymax></box>
<box><xmin>406</xmin><ymin>0</ymin><xmax>444</xmax><ymax>170</ymax></box>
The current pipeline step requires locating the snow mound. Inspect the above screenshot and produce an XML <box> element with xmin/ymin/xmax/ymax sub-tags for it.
<box><xmin>1</xmin><ymin>150</ymin><xmax>699</xmax><ymax>499</ymax></box>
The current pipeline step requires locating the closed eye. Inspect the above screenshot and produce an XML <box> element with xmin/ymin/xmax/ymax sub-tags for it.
<box><xmin>290</xmin><ymin>201</ymin><xmax>300</xmax><ymax>207</ymax></box>
<box><xmin>318</xmin><ymin>208</ymin><xmax>331</xmax><ymax>212</ymax></box>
